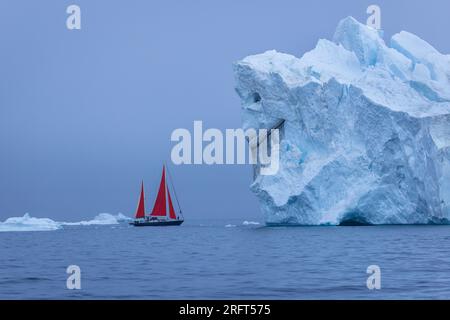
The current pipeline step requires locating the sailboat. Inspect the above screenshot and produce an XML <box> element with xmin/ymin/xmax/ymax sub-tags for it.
<box><xmin>131</xmin><ymin>165</ymin><xmax>184</xmax><ymax>226</ymax></box>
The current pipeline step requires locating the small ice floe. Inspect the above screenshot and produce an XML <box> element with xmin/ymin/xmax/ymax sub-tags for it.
<box><xmin>242</xmin><ymin>221</ymin><xmax>260</xmax><ymax>226</ymax></box>
<box><xmin>225</xmin><ymin>224</ymin><xmax>237</xmax><ymax>228</ymax></box>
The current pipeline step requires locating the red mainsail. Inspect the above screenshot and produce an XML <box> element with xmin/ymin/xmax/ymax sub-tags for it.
<box><xmin>135</xmin><ymin>181</ymin><xmax>146</xmax><ymax>219</ymax></box>
<box><xmin>150</xmin><ymin>166</ymin><xmax>167</xmax><ymax>216</ymax></box>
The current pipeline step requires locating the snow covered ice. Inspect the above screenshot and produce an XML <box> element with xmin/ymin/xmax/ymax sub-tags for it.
<box><xmin>234</xmin><ymin>17</ymin><xmax>450</xmax><ymax>225</ymax></box>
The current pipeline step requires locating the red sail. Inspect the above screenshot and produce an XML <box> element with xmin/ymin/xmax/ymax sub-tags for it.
<box><xmin>151</xmin><ymin>166</ymin><xmax>167</xmax><ymax>216</ymax></box>
<box><xmin>167</xmin><ymin>189</ymin><xmax>177</xmax><ymax>220</ymax></box>
<box><xmin>135</xmin><ymin>181</ymin><xmax>145</xmax><ymax>219</ymax></box>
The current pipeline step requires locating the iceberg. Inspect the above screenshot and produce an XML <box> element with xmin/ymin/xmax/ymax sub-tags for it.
<box><xmin>61</xmin><ymin>213</ymin><xmax>131</xmax><ymax>226</ymax></box>
<box><xmin>234</xmin><ymin>17</ymin><xmax>450</xmax><ymax>225</ymax></box>
<box><xmin>0</xmin><ymin>213</ymin><xmax>61</xmax><ymax>232</ymax></box>
<box><xmin>0</xmin><ymin>213</ymin><xmax>132</xmax><ymax>231</ymax></box>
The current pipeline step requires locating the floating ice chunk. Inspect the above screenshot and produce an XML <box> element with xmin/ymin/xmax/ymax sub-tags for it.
<box><xmin>61</xmin><ymin>213</ymin><xmax>131</xmax><ymax>226</ymax></box>
<box><xmin>0</xmin><ymin>213</ymin><xmax>61</xmax><ymax>232</ymax></box>
<box><xmin>242</xmin><ymin>221</ymin><xmax>260</xmax><ymax>225</ymax></box>
<box><xmin>0</xmin><ymin>212</ymin><xmax>132</xmax><ymax>231</ymax></box>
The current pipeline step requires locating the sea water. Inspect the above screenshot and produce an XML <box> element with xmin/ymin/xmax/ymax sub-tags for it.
<box><xmin>1</xmin><ymin>219</ymin><xmax>450</xmax><ymax>299</ymax></box>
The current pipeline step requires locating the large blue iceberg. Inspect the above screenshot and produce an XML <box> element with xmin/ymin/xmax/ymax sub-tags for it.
<box><xmin>234</xmin><ymin>17</ymin><xmax>450</xmax><ymax>225</ymax></box>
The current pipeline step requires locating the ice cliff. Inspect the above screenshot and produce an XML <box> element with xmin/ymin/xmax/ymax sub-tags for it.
<box><xmin>234</xmin><ymin>17</ymin><xmax>450</xmax><ymax>225</ymax></box>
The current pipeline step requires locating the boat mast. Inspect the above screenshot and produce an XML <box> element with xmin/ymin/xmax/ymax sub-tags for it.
<box><xmin>165</xmin><ymin>164</ymin><xmax>183</xmax><ymax>219</ymax></box>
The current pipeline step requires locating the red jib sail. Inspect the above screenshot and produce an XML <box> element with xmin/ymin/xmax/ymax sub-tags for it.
<box><xmin>150</xmin><ymin>166</ymin><xmax>167</xmax><ymax>216</ymax></box>
<box><xmin>135</xmin><ymin>181</ymin><xmax>146</xmax><ymax>219</ymax></box>
<box><xmin>167</xmin><ymin>189</ymin><xmax>177</xmax><ymax>220</ymax></box>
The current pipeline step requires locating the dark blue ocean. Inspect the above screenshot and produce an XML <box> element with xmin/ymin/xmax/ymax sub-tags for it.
<box><xmin>1</xmin><ymin>220</ymin><xmax>450</xmax><ymax>299</ymax></box>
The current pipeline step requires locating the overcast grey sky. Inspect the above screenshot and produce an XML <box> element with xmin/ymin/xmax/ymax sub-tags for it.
<box><xmin>1</xmin><ymin>0</ymin><xmax>449</xmax><ymax>221</ymax></box>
